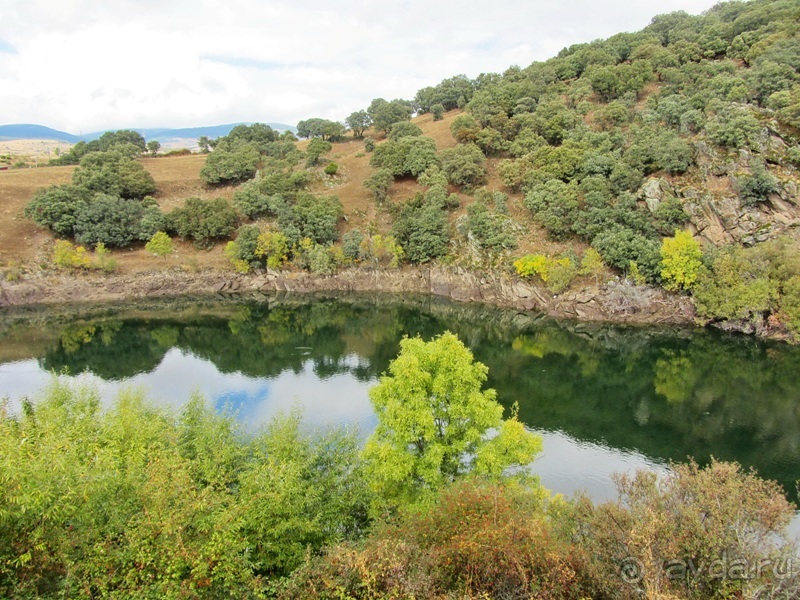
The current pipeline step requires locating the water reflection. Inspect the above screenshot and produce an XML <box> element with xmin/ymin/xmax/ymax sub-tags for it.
<box><xmin>0</xmin><ymin>293</ymin><xmax>798</xmax><ymax>504</ymax></box>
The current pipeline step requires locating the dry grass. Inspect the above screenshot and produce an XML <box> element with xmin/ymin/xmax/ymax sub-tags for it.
<box><xmin>0</xmin><ymin>109</ymin><xmax>566</xmax><ymax>275</ymax></box>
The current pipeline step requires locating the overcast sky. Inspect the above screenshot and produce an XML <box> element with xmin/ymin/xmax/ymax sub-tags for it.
<box><xmin>1</xmin><ymin>0</ymin><xmax>720</xmax><ymax>133</ymax></box>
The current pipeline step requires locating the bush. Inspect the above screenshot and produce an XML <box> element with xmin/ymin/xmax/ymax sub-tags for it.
<box><xmin>524</xmin><ymin>179</ymin><xmax>580</xmax><ymax>240</ymax></box>
<box><xmin>660</xmin><ymin>230</ymin><xmax>703</xmax><ymax>291</ymax></box>
<box><xmin>200</xmin><ymin>142</ymin><xmax>260</xmax><ymax>184</ymax></box>
<box><xmin>465</xmin><ymin>201</ymin><xmax>517</xmax><ymax>251</ymax></box>
<box><xmin>370</xmin><ymin>136</ymin><xmax>439</xmax><ymax>178</ymax></box>
<box><xmin>52</xmin><ymin>240</ymin><xmax>91</xmax><ymax>269</ymax></box>
<box><xmin>592</xmin><ymin>226</ymin><xmax>661</xmax><ymax>283</ymax></box>
<box><xmin>738</xmin><ymin>166</ymin><xmax>779</xmax><ymax>205</ymax></box>
<box><xmin>24</xmin><ymin>184</ymin><xmax>90</xmax><ymax>237</ymax></box>
<box><xmin>74</xmin><ymin>194</ymin><xmax>146</xmax><ymax>248</ymax></box>
<box><xmin>254</xmin><ymin>230</ymin><xmax>290</xmax><ymax>269</ymax></box>
<box><xmin>342</xmin><ymin>229</ymin><xmax>365</xmax><ymax>261</ymax></box>
<box><xmin>279</xmin><ymin>195</ymin><xmax>342</xmax><ymax>246</ymax></box>
<box><xmin>364</xmin><ymin>137</ymin><xmax>375</xmax><ymax>152</ymax></box>
<box><xmin>363</xmin><ymin>168</ymin><xmax>394</xmax><ymax>203</ymax></box>
<box><xmin>323</xmin><ymin>162</ymin><xmax>338</xmax><ymax>176</ymax></box>
<box><xmin>145</xmin><ymin>231</ymin><xmax>174</xmax><ymax>258</ymax></box>
<box><xmin>72</xmin><ymin>151</ymin><xmax>156</xmax><ymax>199</ymax></box>
<box><xmin>393</xmin><ymin>201</ymin><xmax>449</xmax><ymax>263</ymax></box>
<box><xmin>168</xmin><ymin>197</ymin><xmax>238</xmax><ymax>247</ymax></box>
<box><xmin>514</xmin><ymin>253</ymin><xmax>578</xmax><ymax>293</ymax></box>
<box><xmin>431</xmin><ymin>103</ymin><xmax>445</xmax><ymax>121</ymax></box>
<box><xmin>387</xmin><ymin>121</ymin><xmax>422</xmax><ymax>141</ymax></box>
<box><xmin>358</xmin><ymin>234</ymin><xmax>404</xmax><ymax>267</ymax></box>
<box><xmin>439</xmin><ymin>143</ymin><xmax>487</xmax><ymax>190</ymax></box>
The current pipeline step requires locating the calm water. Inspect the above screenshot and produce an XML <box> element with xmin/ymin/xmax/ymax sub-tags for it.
<box><xmin>1</xmin><ymin>293</ymin><xmax>799</xmax><ymax>507</ymax></box>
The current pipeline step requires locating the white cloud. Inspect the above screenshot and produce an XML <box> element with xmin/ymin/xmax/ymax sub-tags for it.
<box><xmin>0</xmin><ymin>0</ymin><xmax>721</xmax><ymax>132</ymax></box>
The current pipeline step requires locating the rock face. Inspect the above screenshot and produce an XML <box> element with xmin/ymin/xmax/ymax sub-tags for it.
<box><xmin>0</xmin><ymin>266</ymin><xmax>696</xmax><ymax>327</ymax></box>
<box><xmin>649</xmin><ymin>138</ymin><xmax>800</xmax><ymax>247</ymax></box>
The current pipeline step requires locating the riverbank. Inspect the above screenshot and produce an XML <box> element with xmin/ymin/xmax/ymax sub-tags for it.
<box><xmin>0</xmin><ymin>265</ymin><xmax>696</xmax><ymax>326</ymax></box>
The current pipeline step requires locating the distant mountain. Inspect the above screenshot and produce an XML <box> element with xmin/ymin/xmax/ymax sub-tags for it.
<box><xmin>83</xmin><ymin>122</ymin><xmax>297</xmax><ymax>143</ymax></box>
<box><xmin>0</xmin><ymin>124</ymin><xmax>84</xmax><ymax>143</ymax></box>
<box><xmin>0</xmin><ymin>122</ymin><xmax>297</xmax><ymax>144</ymax></box>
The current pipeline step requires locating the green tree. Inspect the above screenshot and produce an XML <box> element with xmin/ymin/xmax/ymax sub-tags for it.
<box><xmin>361</xmin><ymin>332</ymin><xmax>542</xmax><ymax>510</ymax></box>
<box><xmin>24</xmin><ymin>184</ymin><xmax>90</xmax><ymax>237</ymax></box>
<box><xmin>146</xmin><ymin>140</ymin><xmax>161</xmax><ymax>156</ymax></box>
<box><xmin>305</xmin><ymin>138</ymin><xmax>332</xmax><ymax>166</ymax></box>
<box><xmin>439</xmin><ymin>143</ymin><xmax>487</xmax><ymax>190</ymax></box>
<box><xmin>363</xmin><ymin>168</ymin><xmax>394</xmax><ymax>203</ymax></box>
<box><xmin>197</xmin><ymin>135</ymin><xmax>211</xmax><ymax>153</ymax></box>
<box><xmin>145</xmin><ymin>231</ymin><xmax>174</xmax><ymax>257</ymax></box>
<box><xmin>431</xmin><ymin>103</ymin><xmax>445</xmax><ymax>121</ymax></box>
<box><xmin>367</xmin><ymin>98</ymin><xmax>414</xmax><ymax>135</ymax></box>
<box><xmin>200</xmin><ymin>142</ymin><xmax>260</xmax><ymax>184</ymax></box>
<box><xmin>168</xmin><ymin>197</ymin><xmax>238</xmax><ymax>247</ymax></box>
<box><xmin>74</xmin><ymin>194</ymin><xmax>147</xmax><ymax>248</ymax></box>
<box><xmin>345</xmin><ymin>110</ymin><xmax>371</xmax><ymax>138</ymax></box>
<box><xmin>660</xmin><ymin>230</ymin><xmax>703</xmax><ymax>291</ymax></box>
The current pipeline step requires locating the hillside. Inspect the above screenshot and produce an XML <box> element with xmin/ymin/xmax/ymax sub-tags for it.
<box><xmin>4</xmin><ymin>0</ymin><xmax>800</xmax><ymax>340</ymax></box>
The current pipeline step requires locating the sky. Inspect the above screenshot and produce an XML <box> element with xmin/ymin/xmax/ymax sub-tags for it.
<box><xmin>0</xmin><ymin>0</ymin><xmax>721</xmax><ymax>134</ymax></box>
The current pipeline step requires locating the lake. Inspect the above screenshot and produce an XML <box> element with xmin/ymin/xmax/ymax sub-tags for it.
<box><xmin>1</xmin><ymin>292</ymin><xmax>799</xmax><ymax>508</ymax></box>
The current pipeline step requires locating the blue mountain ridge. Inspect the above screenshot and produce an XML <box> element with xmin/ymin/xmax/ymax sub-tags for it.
<box><xmin>0</xmin><ymin>122</ymin><xmax>296</xmax><ymax>143</ymax></box>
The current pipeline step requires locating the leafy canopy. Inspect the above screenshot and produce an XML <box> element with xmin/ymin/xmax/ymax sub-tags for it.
<box><xmin>362</xmin><ymin>332</ymin><xmax>542</xmax><ymax>511</ymax></box>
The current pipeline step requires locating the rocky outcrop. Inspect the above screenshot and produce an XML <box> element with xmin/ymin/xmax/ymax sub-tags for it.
<box><xmin>0</xmin><ymin>266</ymin><xmax>696</xmax><ymax>327</ymax></box>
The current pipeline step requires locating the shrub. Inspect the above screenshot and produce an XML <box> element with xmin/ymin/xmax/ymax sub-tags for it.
<box><xmin>278</xmin><ymin>195</ymin><xmax>342</xmax><ymax>245</ymax></box>
<box><xmin>465</xmin><ymin>201</ymin><xmax>517</xmax><ymax>251</ymax></box>
<box><xmin>370</xmin><ymin>136</ymin><xmax>439</xmax><ymax>178</ymax></box>
<box><xmin>74</xmin><ymin>194</ymin><xmax>146</xmax><ymax>248</ymax></box>
<box><xmin>255</xmin><ymin>230</ymin><xmax>290</xmax><ymax>269</ymax></box>
<box><xmin>592</xmin><ymin>226</ymin><xmax>661</xmax><ymax>283</ymax></box>
<box><xmin>323</xmin><ymin>162</ymin><xmax>338</xmax><ymax>176</ymax></box>
<box><xmin>358</xmin><ymin>234</ymin><xmax>404</xmax><ymax>267</ymax></box>
<box><xmin>342</xmin><ymin>229</ymin><xmax>365</xmax><ymax>261</ymax></box>
<box><xmin>439</xmin><ymin>143</ymin><xmax>487</xmax><ymax>190</ymax></box>
<box><xmin>24</xmin><ymin>184</ymin><xmax>90</xmax><ymax>237</ymax></box>
<box><xmin>387</xmin><ymin>121</ymin><xmax>422</xmax><ymax>141</ymax></box>
<box><xmin>168</xmin><ymin>197</ymin><xmax>238</xmax><ymax>247</ymax></box>
<box><xmin>738</xmin><ymin>166</ymin><xmax>779</xmax><ymax>205</ymax></box>
<box><xmin>363</xmin><ymin>137</ymin><xmax>375</xmax><ymax>152</ymax></box>
<box><xmin>393</xmin><ymin>201</ymin><xmax>449</xmax><ymax>263</ymax></box>
<box><xmin>200</xmin><ymin>142</ymin><xmax>260</xmax><ymax>184</ymax></box>
<box><xmin>145</xmin><ymin>231</ymin><xmax>174</xmax><ymax>258</ymax></box>
<box><xmin>431</xmin><ymin>103</ymin><xmax>445</xmax><ymax>121</ymax></box>
<box><xmin>660</xmin><ymin>230</ymin><xmax>703</xmax><ymax>291</ymax></box>
<box><xmin>52</xmin><ymin>240</ymin><xmax>91</xmax><ymax>269</ymax></box>
<box><xmin>514</xmin><ymin>254</ymin><xmax>578</xmax><ymax>293</ymax></box>
<box><xmin>363</xmin><ymin>168</ymin><xmax>394</xmax><ymax>203</ymax></box>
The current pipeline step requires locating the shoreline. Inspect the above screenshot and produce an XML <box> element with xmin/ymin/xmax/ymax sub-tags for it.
<box><xmin>0</xmin><ymin>265</ymin><xmax>696</xmax><ymax>327</ymax></box>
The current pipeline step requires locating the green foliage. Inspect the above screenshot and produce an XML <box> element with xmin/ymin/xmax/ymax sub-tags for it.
<box><xmin>345</xmin><ymin>110</ymin><xmax>371</xmax><ymax>138</ymax></box>
<box><xmin>71</xmin><ymin>150</ymin><xmax>156</xmax><ymax>199</ymax></box>
<box><xmin>297</xmin><ymin>118</ymin><xmax>345</xmax><ymax>141</ymax></box>
<box><xmin>323</xmin><ymin>161</ymin><xmax>338</xmax><ymax>176</ymax></box>
<box><xmin>387</xmin><ymin>121</ymin><xmax>422</xmax><ymax>141</ymax></box>
<box><xmin>392</xmin><ymin>199</ymin><xmax>449</xmax><ymax>263</ymax></box>
<box><xmin>514</xmin><ymin>253</ymin><xmax>579</xmax><ymax>293</ymax></box>
<box><xmin>367</xmin><ymin>97</ymin><xmax>414</xmax><ymax>134</ymax></box>
<box><xmin>200</xmin><ymin>142</ymin><xmax>260</xmax><ymax>184</ymax></box>
<box><xmin>524</xmin><ymin>179</ymin><xmax>580</xmax><ymax>240</ymax></box>
<box><xmin>363</xmin><ymin>167</ymin><xmax>394</xmax><ymax>203</ymax></box>
<box><xmin>705</xmin><ymin>103</ymin><xmax>763</xmax><ymax>149</ymax></box>
<box><xmin>0</xmin><ymin>384</ymin><xmax>369</xmax><ymax>597</ymax></box>
<box><xmin>24</xmin><ymin>184</ymin><xmax>90</xmax><ymax>237</ymax></box>
<box><xmin>358</xmin><ymin>234</ymin><xmax>404</xmax><ymax>267</ymax></box>
<box><xmin>74</xmin><ymin>194</ymin><xmax>147</xmax><ymax>248</ymax></box>
<box><xmin>145</xmin><ymin>231</ymin><xmax>173</xmax><ymax>257</ymax></box>
<box><xmin>660</xmin><ymin>230</ymin><xmax>703</xmax><ymax>291</ymax></box>
<box><xmin>431</xmin><ymin>103</ymin><xmax>445</xmax><ymax>121</ymax></box>
<box><xmin>361</xmin><ymin>332</ymin><xmax>542</xmax><ymax>510</ymax></box>
<box><xmin>592</xmin><ymin>225</ymin><xmax>661</xmax><ymax>283</ymax></box>
<box><xmin>342</xmin><ymin>229</ymin><xmax>365</xmax><ymax>261</ymax></box>
<box><xmin>464</xmin><ymin>200</ymin><xmax>517</xmax><ymax>251</ymax></box>
<box><xmin>224</xmin><ymin>224</ymin><xmax>261</xmax><ymax>272</ymax></box>
<box><xmin>439</xmin><ymin>143</ymin><xmax>487</xmax><ymax>190</ymax></box>
<box><xmin>278</xmin><ymin>195</ymin><xmax>343</xmax><ymax>246</ymax></box>
<box><xmin>369</xmin><ymin>136</ymin><xmax>439</xmax><ymax>178</ymax></box>
<box><xmin>255</xmin><ymin>230</ymin><xmax>290</xmax><ymax>269</ymax></box>
<box><xmin>146</xmin><ymin>140</ymin><xmax>161</xmax><ymax>155</ymax></box>
<box><xmin>168</xmin><ymin>197</ymin><xmax>238</xmax><ymax>247</ymax></box>
<box><xmin>305</xmin><ymin>137</ymin><xmax>333</xmax><ymax>166</ymax></box>
<box><xmin>738</xmin><ymin>164</ymin><xmax>779</xmax><ymax>205</ymax></box>
<box><xmin>693</xmin><ymin>244</ymin><xmax>778</xmax><ymax>323</ymax></box>
<box><xmin>363</xmin><ymin>137</ymin><xmax>375</xmax><ymax>152</ymax></box>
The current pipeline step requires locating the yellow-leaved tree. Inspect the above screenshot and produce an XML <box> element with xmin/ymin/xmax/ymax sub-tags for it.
<box><xmin>660</xmin><ymin>230</ymin><xmax>703</xmax><ymax>291</ymax></box>
<box><xmin>361</xmin><ymin>331</ymin><xmax>542</xmax><ymax>514</ymax></box>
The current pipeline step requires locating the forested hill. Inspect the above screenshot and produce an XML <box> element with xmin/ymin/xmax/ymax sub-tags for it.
<box><xmin>20</xmin><ymin>0</ymin><xmax>800</xmax><ymax>341</ymax></box>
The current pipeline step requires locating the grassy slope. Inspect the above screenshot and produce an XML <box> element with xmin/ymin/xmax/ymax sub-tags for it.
<box><xmin>1</xmin><ymin>109</ymin><xmax>586</xmax><ymax>276</ymax></box>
